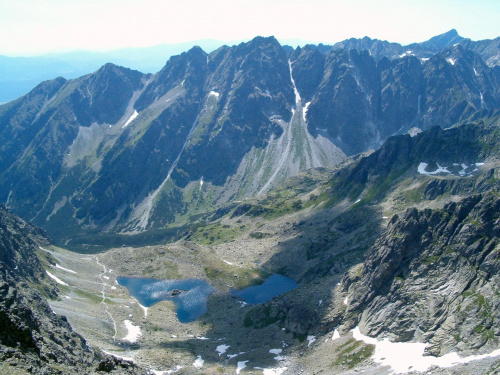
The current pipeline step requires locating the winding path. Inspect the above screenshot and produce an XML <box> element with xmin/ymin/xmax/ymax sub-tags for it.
<box><xmin>95</xmin><ymin>256</ymin><xmax>117</xmax><ymax>342</ymax></box>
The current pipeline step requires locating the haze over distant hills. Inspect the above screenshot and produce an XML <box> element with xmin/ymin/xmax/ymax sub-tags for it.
<box><xmin>0</xmin><ymin>39</ymin><xmax>233</xmax><ymax>103</ymax></box>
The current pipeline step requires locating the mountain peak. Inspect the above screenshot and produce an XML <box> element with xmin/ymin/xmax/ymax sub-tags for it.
<box><xmin>422</xmin><ymin>29</ymin><xmax>464</xmax><ymax>49</ymax></box>
<box><xmin>247</xmin><ymin>35</ymin><xmax>282</xmax><ymax>48</ymax></box>
<box><xmin>185</xmin><ymin>45</ymin><xmax>207</xmax><ymax>57</ymax></box>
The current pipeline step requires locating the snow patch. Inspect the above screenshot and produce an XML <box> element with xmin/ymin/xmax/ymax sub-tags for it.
<box><xmin>122</xmin><ymin>110</ymin><xmax>138</xmax><ymax>128</ymax></box>
<box><xmin>209</xmin><ymin>91</ymin><xmax>220</xmax><ymax>98</ymax></box>
<box><xmin>417</xmin><ymin>162</ymin><xmax>449</xmax><ymax>175</ymax></box>
<box><xmin>223</xmin><ymin>259</ymin><xmax>233</xmax><ymax>265</ymax></box>
<box><xmin>399</xmin><ymin>50</ymin><xmax>414</xmax><ymax>58</ymax></box>
<box><xmin>332</xmin><ymin>329</ymin><xmax>340</xmax><ymax>340</ymax></box>
<box><xmin>408</xmin><ymin>127</ymin><xmax>422</xmax><ymax>137</ymax></box>
<box><xmin>353</xmin><ymin>326</ymin><xmax>500</xmax><ymax>373</ymax></box>
<box><xmin>270</xmin><ymin>348</ymin><xmax>285</xmax><ymax>361</ymax></box>
<box><xmin>418</xmin><ymin>161</ymin><xmax>485</xmax><ymax>177</ymax></box>
<box><xmin>446</xmin><ymin>58</ymin><xmax>456</xmax><ymax>66</ymax></box>
<box><xmin>307</xmin><ymin>336</ymin><xmax>316</xmax><ymax>347</ymax></box>
<box><xmin>193</xmin><ymin>355</ymin><xmax>204</xmax><ymax>368</ymax></box>
<box><xmin>303</xmin><ymin>102</ymin><xmax>311</xmax><ymax>121</ymax></box>
<box><xmin>289</xmin><ymin>60</ymin><xmax>301</xmax><ymax>105</ymax></box>
<box><xmin>236</xmin><ymin>361</ymin><xmax>249</xmax><ymax>374</ymax></box>
<box><xmin>123</xmin><ymin>320</ymin><xmax>141</xmax><ymax>343</ymax></box>
<box><xmin>343</xmin><ymin>296</ymin><xmax>348</xmax><ymax>305</ymax></box>
<box><xmin>216</xmin><ymin>344</ymin><xmax>230</xmax><ymax>356</ymax></box>
<box><xmin>46</xmin><ymin>271</ymin><xmax>68</xmax><ymax>286</ymax></box>
<box><xmin>55</xmin><ymin>264</ymin><xmax>77</xmax><ymax>274</ymax></box>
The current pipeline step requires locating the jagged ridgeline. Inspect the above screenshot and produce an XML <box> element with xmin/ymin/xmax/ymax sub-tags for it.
<box><xmin>0</xmin><ymin>33</ymin><xmax>500</xmax><ymax>247</ymax></box>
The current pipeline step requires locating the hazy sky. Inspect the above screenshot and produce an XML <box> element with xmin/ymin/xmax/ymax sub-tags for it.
<box><xmin>1</xmin><ymin>0</ymin><xmax>499</xmax><ymax>56</ymax></box>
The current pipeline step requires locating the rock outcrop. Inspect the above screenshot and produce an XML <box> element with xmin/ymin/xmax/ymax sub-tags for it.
<box><xmin>341</xmin><ymin>193</ymin><xmax>500</xmax><ymax>356</ymax></box>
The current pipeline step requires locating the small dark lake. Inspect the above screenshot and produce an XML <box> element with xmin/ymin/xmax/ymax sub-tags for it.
<box><xmin>116</xmin><ymin>277</ymin><xmax>215</xmax><ymax>323</ymax></box>
<box><xmin>232</xmin><ymin>274</ymin><xmax>297</xmax><ymax>304</ymax></box>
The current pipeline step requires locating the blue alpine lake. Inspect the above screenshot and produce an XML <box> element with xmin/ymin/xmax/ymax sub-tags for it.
<box><xmin>232</xmin><ymin>274</ymin><xmax>298</xmax><ymax>304</ymax></box>
<box><xmin>116</xmin><ymin>277</ymin><xmax>215</xmax><ymax>323</ymax></box>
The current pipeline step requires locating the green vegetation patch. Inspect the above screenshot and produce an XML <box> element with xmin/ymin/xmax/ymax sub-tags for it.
<box><xmin>73</xmin><ymin>288</ymin><xmax>114</xmax><ymax>304</ymax></box>
<box><xmin>204</xmin><ymin>262</ymin><xmax>268</xmax><ymax>290</ymax></box>
<box><xmin>332</xmin><ymin>338</ymin><xmax>375</xmax><ymax>369</ymax></box>
<box><xmin>190</xmin><ymin>222</ymin><xmax>244</xmax><ymax>245</ymax></box>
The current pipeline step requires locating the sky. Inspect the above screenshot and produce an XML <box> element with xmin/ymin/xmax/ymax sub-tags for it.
<box><xmin>0</xmin><ymin>0</ymin><xmax>499</xmax><ymax>56</ymax></box>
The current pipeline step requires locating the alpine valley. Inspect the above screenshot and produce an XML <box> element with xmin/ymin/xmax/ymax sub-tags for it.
<box><xmin>0</xmin><ymin>30</ymin><xmax>500</xmax><ymax>375</ymax></box>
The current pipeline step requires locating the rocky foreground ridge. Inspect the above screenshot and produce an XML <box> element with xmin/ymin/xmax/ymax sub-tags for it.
<box><xmin>0</xmin><ymin>205</ymin><xmax>146</xmax><ymax>374</ymax></box>
<box><xmin>341</xmin><ymin>193</ymin><xmax>500</xmax><ymax>356</ymax></box>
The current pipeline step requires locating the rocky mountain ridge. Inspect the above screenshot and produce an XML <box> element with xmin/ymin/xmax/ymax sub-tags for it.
<box><xmin>332</xmin><ymin>29</ymin><xmax>500</xmax><ymax>68</ymax></box>
<box><xmin>341</xmin><ymin>192</ymin><xmax>500</xmax><ymax>356</ymax></box>
<box><xmin>1</xmin><ymin>33</ymin><xmax>499</xmax><ymax>247</ymax></box>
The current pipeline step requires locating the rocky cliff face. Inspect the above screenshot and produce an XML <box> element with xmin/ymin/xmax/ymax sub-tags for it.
<box><xmin>1</xmin><ymin>34</ymin><xmax>500</xmax><ymax>244</ymax></box>
<box><xmin>341</xmin><ymin>193</ymin><xmax>500</xmax><ymax>357</ymax></box>
<box><xmin>0</xmin><ymin>205</ymin><xmax>145</xmax><ymax>374</ymax></box>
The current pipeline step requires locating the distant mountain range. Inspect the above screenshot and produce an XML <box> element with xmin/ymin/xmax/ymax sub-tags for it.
<box><xmin>1</xmin><ymin>30</ymin><xmax>500</xmax><ymax>247</ymax></box>
<box><xmin>1</xmin><ymin>30</ymin><xmax>499</xmax><ymax>104</ymax></box>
